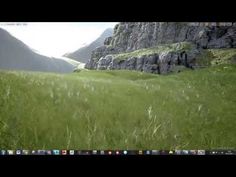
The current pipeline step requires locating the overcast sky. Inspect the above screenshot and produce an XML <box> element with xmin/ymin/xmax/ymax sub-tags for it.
<box><xmin>0</xmin><ymin>22</ymin><xmax>118</xmax><ymax>57</ymax></box>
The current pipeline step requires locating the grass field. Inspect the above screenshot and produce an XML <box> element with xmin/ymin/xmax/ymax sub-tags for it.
<box><xmin>0</xmin><ymin>64</ymin><xmax>236</xmax><ymax>150</ymax></box>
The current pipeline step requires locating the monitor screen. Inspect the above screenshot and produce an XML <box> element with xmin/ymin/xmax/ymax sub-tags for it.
<box><xmin>0</xmin><ymin>22</ymin><xmax>235</xmax><ymax>156</ymax></box>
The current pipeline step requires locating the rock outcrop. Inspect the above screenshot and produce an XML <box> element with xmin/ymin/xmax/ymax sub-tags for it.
<box><xmin>85</xmin><ymin>22</ymin><xmax>236</xmax><ymax>74</ymax></box>
<box><xmin>89</xmin><ymin>43</ymin><xmax>201</xmax><ymax>74</ymax></box>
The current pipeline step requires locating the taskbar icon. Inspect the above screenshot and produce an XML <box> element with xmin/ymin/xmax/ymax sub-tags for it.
<box><xmin>0</xmin><ymin>149</ymin><xmax>235</xmax><ymax>155</ymax></box>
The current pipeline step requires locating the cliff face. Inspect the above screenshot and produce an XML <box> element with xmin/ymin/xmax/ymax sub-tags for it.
<box><xmin>85</xmin><ymin>22</ymin><xmax>236</xmax><ymax>74</ymax></box>
<box><xmin>109</xmin><ymin>22</ymin><xmax>236</xmax><ymax>51</ymax></box>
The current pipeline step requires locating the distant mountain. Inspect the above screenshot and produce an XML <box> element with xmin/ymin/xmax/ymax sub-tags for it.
<box><xmin>0</xmin><ymin>28</ymin><xmax>77</xmax><ymax>73</ymax></box>
<box><xmin>64</xmin><ymin>28</ymin><xmax>113</xmax><ymax>63</ymax></box>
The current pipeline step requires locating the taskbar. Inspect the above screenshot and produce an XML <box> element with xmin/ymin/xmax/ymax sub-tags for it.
<box><xmin>0</xmin><ymin>150</ymin><xmax>236</xmax><ymax>155</ymax></box>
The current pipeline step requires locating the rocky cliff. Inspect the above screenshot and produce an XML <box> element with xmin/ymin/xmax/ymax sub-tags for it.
<box><xmin>85</xmin><ymin>22</ymin><xmax>236</xmax><ymax>74</ymax></box>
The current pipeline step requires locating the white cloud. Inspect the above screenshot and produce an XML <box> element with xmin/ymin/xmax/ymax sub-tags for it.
<box><xmin>0</xmin><ymin>22</ymin><xmax>117</xmax><ymax>57</ymax></box>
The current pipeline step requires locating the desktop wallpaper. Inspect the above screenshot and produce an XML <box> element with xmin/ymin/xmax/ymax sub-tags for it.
<box><xmin>0</xmin><ymin>22</ymin><xmax>235</xmax><ymax>153</ymax></box>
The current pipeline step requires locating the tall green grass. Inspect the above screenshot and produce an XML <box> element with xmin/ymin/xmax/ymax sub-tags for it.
<box><xmin>0</xmin><ymin>64</ymin><xmax>236</xmax><ymax>150</ymax></box>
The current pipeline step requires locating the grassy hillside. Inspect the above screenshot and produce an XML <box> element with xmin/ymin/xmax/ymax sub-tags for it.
<box><xmin>0</xmin><ymin>64</ymin><xmax>236</xmax><ymax>150</ymax></box>
<box><xmin>113</xmin><ymin>42</ymin><xmax>194</xmax><ymax>61</ymax></box>
<box><xmin>196</xmin><ymin>48</ymin><xmax>236</xmax><ymax>66</ymax></box>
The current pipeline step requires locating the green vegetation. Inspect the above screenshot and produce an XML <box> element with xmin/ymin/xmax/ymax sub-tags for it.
<box><xmin>196</xmin><ymin>48</ymin><xmax>236</xmax><ymax>66</ymax></box>
<box><xmin>73</xmin><ymin>68</ymin><xmax>82</xmax><ymax>73</ymax></box>
<box><xmin>112</xmin><ymin>44</ymin><xmax>236</xmax><ymax>69</ymax></box>
<box><xmin>209</xmin><ymin>48</ymin><xmax>236</xmax><ymax>65</ymax></box>
<box><xmin>113</xmin><ymin>42</ymin><xmax>194</xmax><ymax>61</ymax></box>
<box><xmin>1</xmin><ymin>64</ymin><xmax>236</xmax><ymax>150</ymax></box>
